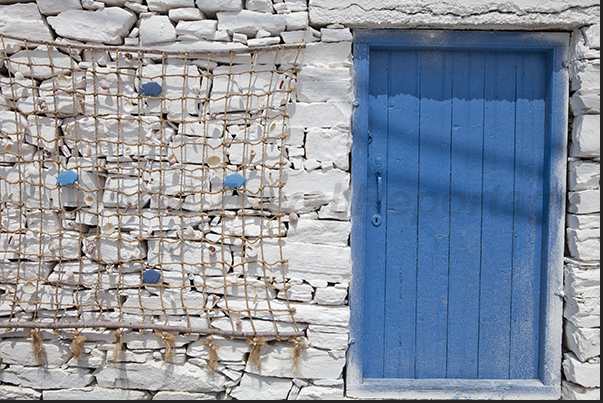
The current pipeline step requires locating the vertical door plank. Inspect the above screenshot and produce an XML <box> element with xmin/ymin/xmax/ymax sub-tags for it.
<box><xmin>384</xmin><ymin>50</ymin><xmax>420</xmax><ymax>378</ymax></box>
<box><xmin>446</xmin><ymin>51</ymin><xmax>485</xmax><ymax>379</ymax></box>
<box><xmin>363</xmin><ymin>49</ymin><xmax>389</xmax><ymax>378</ymax></box>
<box><xmin>415</xmin><ymin>51</ymin><xmax>452</xmax><ymax>379</ymax></box>
<box><xmin>478</xmin><ymin>52</ymin><xmax>518</xmax><ymax>379</ymax></box>
<box><xmin>509</xmin><ymin>53</ymin><xmax>546</xmax><ymax>379</ymax></box>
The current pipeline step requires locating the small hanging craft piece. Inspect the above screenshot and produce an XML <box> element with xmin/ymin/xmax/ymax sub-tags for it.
<box><xmin>156</xmin><ymin>331</ymin><xmax>175</xmax><ymax>364</ymax></box>
<box><xmin>202</xmin><ymin>335</ymin><xmax>221</xmax><ymax>373</ymax></box>
<box><xmin>138</xmin><ymin>82</ymin><xmax>162</xmax><ymax>97</ymax></box>
<box><xmin>246</xmin><ymin>336</ymin><xmax>267</xmax><ymax>371</ymax></box>
<box><xmin>223</xmin><ymin>173</ymin><xmax>246</xmax><ymax>189</ymax></box>
<box><xmin>28</xmin><ymin>329</ymin><xmax>44</xmax><ymax>362</ymax></box>
<box><xmin>55</xmin><ymin>170</ymin><xmax>78</xmax><ymax>186</ymax></box>
<box><xmin>113</xmin><ymin>329</ymin><xmax>123</xmax><ymax>365</ymax></box>
<box><xmin>69</xmin><ymin>330</ymin><xmax>86</xmax><ymax>360</ymax></box>
<box><xmin>288</xmin><ymin>336</ymin><xmax>307</xmax><ymax>373</ymax></box>
<box><xmin>141</xmin><ymin>268</ymin><xmax>162</xmax><ymax>284</ymax></box>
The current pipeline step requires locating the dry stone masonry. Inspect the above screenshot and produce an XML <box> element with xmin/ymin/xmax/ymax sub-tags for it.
<box><xmin>0</xmin><ymin>0</ymin><xmax>599</xmax><ymax>400</ymax></box>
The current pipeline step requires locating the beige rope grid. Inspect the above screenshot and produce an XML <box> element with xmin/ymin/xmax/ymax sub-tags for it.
<box><xmin>0</xmin><ymin>33</ymin><xmax>306</xmax><ymax>342</ymax></box>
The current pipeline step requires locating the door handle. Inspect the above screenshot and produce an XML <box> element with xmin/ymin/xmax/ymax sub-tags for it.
<box><xmin>375</xmin><ymin>169</ymin><xmax>382</xmax><ymax>207</ymax></box>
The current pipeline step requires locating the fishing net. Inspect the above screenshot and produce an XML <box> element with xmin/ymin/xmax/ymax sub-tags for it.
<box><xmin>0</xmin><ymin>34</ymin><xmax>306</xmax><ymax>344</ymax></box>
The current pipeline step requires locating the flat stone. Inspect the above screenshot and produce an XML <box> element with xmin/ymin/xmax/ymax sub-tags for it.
<box><xmin>568</xmin><ymin>159</ymin><xmax>600</xmax><ymax>191</ymax></box>
<box><xmin>285</xmin><ymin>11</ymin><xmax>309</xmax><ymax>30</ymax></box>
<box><xmin>561</xmin><ymin>379</ymin><xmax>601</xmax><ymax>400</ymax></box>
<box><xmin>0</xmin><ymin>365</ymin><xmax>94</xmax><ymax>389</ymax></box>
<box><xmin>297</xmin><ymin>384</ymin><xmax>345</xmax><ymax>400</ymax></box>
<box><xmin>566</xmin><ymin>213</ymin><xmax>600</xmax><ymax>230</ymax></box>
<box><xmin>568</xmin><ymin>189</ymin><xmax>600</xmax><ymax>214</ymax></box>
<box><xmin>566</xmin><ymin>228</ymin><xmax>600</xmax><ymax>261</ymax></box>
<box><xmin>248</xmin><ymin>36</ymin><xmax>281</xmax><ymax>46</ymax></box>
<box><xmin>195</xmin><ymin>0</ymin><xmax>243</xmax><ymax>18</ymax></box>
<box><xmin>168</xmin><ymin>7</ymin><xmax>204</xmax><ymax>20</ymax></box>
<box><xmin>583</xmin><ymin>23</ymin><xmax>600</xmax><ymax>49</ymax></box>
<box><xmin>0</xmin><ymin>2</ymin><xmax>53</xmax><ymax>41</ymax></box>
<box><xmin>305</xmin><ymin>127</ymin><xmax>351</xmax><ymax>170</ymax></box>
<box><xmin>314</xmin><ymin>286</ymin><xmax>348</xmax><ymax>306</ymax></box>
<box><xmin>570</xmin><ymin>114</ymin><xmax>600</xmax><ymax>158</ymax></box>
<box><xmin>569</xmin><ymin>60</ymin><xmax>600</xmax><ymax>91</ymax></box>
<box><xmin>217</xmin><ymin>10</ymin><xmax>286</xmax><ymax>37</ymax></box>
<box><xmin>288</xmin><ymin>102</ymin><xmax>353</xmax><ymax>128</ymax></box>
<box><xmin>245</xmin><ymin>0</ymin><xmax>273</xmax><ymax>13</ymax></box>
<box><xmin>47</xmin><ymin>7</ymin><xmax>137</xmax><ymax>45</ymax></box>
<box><xmin>306</xmin><ymin>327</ymin><xmax>349</xmax><ymax>350</ymax></box>
<box><xmin>287</xmin><ymin>217</ymin><xmax>350</xmax><ymax>246</ymax></box>
<box><xmin>94</xmin><ymin>360</ymin><xmax>227</xmax><ymax>391</ymax></box>
<box><xmin>563</xmin><ymin>352</ymin><xmax>601</xmax><ymax>388</ymax></box>
<box><xmin>309</xmin><ymin>0</ymin><xmax>601</xmax><ymax>30</ymax></box>
<box><xmin>571</xmin><ymin>89</ymin><xmax>601</xmax><ymax>115</ymax></box>
<box><xmin>147</xmin><ymin>0</ymin><xmax>194</xmax><ymax>12</ymax></box>
<box><xmin>320</xmin><ymin>27</ymin><xmax>353</xmax><ymax>42</ymax></box>
<box><xmin>7</xmin><ymin>46</ymin><xmax>73</xmax><ymax>80</ymax></box>
<box><xmin>564</xmin><ymin>320</ymin><xmax>600</xmax><ymax>362</ymax></box>
<box><xmin>175</xmin><ymin>19</ymin><xmax>217</xmax><ymax>40</ymax></box>
<box><xmin>297</xmin><ymin>66</ymin><xmax>352</xmax><ymax>103</ymax></box>
<box><xmin>230</xmin><ymin>372</ymin><xmax>292</xmax><ymax>400</ymax></box>
<box><xmin>245</xmin><ymin>344</ymin><xmax>345</xmax><ymax>379</ymax></box>
<box><xmin>152</xmin><ymin>391</ymin><xmax>220</xmax><ymax>399</ymax></box>
<box><xmin>139</xmin><ymin>15</ymin><xmax>177</xmax><ymax>45</ymax></box>
<box><xmin>36</xmin><ymin>0</ymin><xmax>82</xmax><ymax>15</ymax></box>
<box><xmin>42</xmin><ymin>387</ymin><xmax>150</xmax><ymax>400</ymax></box>
<box><xmin>0</xmin><ymin>385</ymin><xmax>41</xmax><ymax>400</ymax></box>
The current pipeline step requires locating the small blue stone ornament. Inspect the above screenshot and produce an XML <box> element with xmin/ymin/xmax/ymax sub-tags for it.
<box><xmin>138</xmin><ymin>82</ymin><xmax>162</xmax><ymax>97</ymax></box>
<box><xmin>56</xmin><ymin>170</ymin><xmax>79</xmax><ymax>186</ymax></box>
<box><xmin>223</xmin><ymin>173</ymin><xmax>246</xmax><ymax>189</ymax></box>
<box><xmin>141</xmin><ymin>269</ymin><xmax>161</xmax><ymax>284</ymax></box>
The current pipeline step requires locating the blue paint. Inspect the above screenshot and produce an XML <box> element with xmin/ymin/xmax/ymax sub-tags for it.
<box><xmin>139</xmin><ymin>82</ymin><xmax>162</xmax><ymax>97</ymax></box>
<box><xmin>55</xmin><ymin>170</ymin><xmax>78</xmax><ymax>186</ymax></box>
<box><xmin>141</xmin><ymin>269</ymin><xmax>161</xmax><ymax>284</ymax></box>
<box><xmin>347</xmin><ymin>30</ymin><xmax>568</xmax><ymax>400</ymax></box>
<box><xmin>223</xmin><ymin>173</ymin><xmax>246</xmax><ymax>189</ymax></box>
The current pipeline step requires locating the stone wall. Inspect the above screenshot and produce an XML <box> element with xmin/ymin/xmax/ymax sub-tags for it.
<box><xmin>0</xmin><ymin>0</ymin><xmax>600</xmax><ymax>400</ymax></box>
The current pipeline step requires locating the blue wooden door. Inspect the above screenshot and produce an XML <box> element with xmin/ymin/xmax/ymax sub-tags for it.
<box><xmin>349</xmin><ymin>31</ymin><xmax>568</xmax><ymax>399</ymax></box>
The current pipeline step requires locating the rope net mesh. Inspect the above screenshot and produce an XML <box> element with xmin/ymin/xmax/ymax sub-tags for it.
<box><xmin>0</xmin><ymin>35</ymin><xmax>306</xmax><ymax>340</ymax></box>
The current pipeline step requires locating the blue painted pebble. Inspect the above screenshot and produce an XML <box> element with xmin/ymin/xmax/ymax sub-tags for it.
<box><xmin>141</xmin><ymin>269</ymin><xmax>162</xmax><ymax>284</ymax></box>
<box><xmin>56</xmin><ymin>170</ymin><xmax>78</xmax><ymax>186</ymax></box>
<box><xmin>138</xmin><ymin>82</ymin><xmax>162</xmax><ymax>97</ymax></box>
<box><xmin>223</xmin><ymin>173</ymin><xmax>246</xmax><ymax>189</ymax></box>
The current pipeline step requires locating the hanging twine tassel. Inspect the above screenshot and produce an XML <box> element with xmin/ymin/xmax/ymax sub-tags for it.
<box><xmin>28</xmin><ymin>329</ymin><xmax>44</xmax><ymax>362</ymax></box>
<box><xmin>157</xmin><ymin>331</ymin><xmax>175</xmax><ymax>364</ymax></box>
<box><xmin>112</xmin><ymin>329</ymin><xmax>123</xmax><ymax>365</ymax></box>
<box><xmin>202</xmin><ymin>335</ymin><xmax>220</xmax><ymax>372</ymax></box>
<box><xmin>69</xmin><ymin>330</ymin><xmax>86</xmax><ymax>360</ymax></box>
<box><xmin>288</xmin><ymin>336</ymin><xmax>308</xmax><ymax>373</ymax></box>
<box><xmin>246</xmin><ymin>336</ymin><xmax>267</xmax><ymax>371</ymax></box>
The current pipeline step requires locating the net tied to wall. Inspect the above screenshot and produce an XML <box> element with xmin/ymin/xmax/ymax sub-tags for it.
<box><xmin>0</xmin><ymin>34</ymin><xmax>307</xmax><ymax>356</ymax></box>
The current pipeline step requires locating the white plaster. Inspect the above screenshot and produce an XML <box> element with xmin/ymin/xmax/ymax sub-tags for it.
<box><xmin>0</xmin><ymin>365</ymin><xmax>94</xmax><ymax>389</ymax></box>
<box><xmin>562</xmin><ymin>379</ymin><xmax>601</xmax><ymax>400</ymax></box>
<box><xmin>36</xmin><ymin>0</ymin><xmax>82</xmax><ymax>15</ymax></box>
<box><xmin>564</xmin><ymin>320</ymin><xmax>600</xmax><ymax>362</ymax></box>
<box><xmin>230</xmin><ymin>372</ymin><xmax>292</xmax><ymax>400</ymax></box>
<box><xmin>568</xmin><ymin>189</ymin><xmax>601</xmax><ymax>214</ymax></box>
<box><xmin>139</xmin><ymin>15</ymin><xmax>177</xmax><ymax>45</ymax></box>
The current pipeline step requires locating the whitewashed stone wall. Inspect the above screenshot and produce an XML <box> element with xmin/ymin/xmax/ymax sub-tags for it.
<box><xmin>0</xmin><ymin>0</ymin><xmax>600</xmax><ymax>400</ymax></box>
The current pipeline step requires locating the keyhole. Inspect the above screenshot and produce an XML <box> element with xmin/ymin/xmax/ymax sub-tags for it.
<box><xmin>371</xmin><ymin>215</ymin><xmax>382</xmax><ymax>227</ymax></box>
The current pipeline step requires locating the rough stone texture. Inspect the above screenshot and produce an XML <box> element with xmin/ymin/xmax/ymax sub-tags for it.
<box><xmin>139</xmin><ymin>15</ymin><xmax>177</xmax><ymax>45</ymax></box>
<box><xmin>0</xmin><ymin>365</ymin><xmax>94</xmax><ymax>389</ymax></box>
<box><xmin>563</xmin><ymin>352</ymin><xmax>601</xmax><ymax>388</ymax></box>
<box><xmin>0</xmin><ymin>384</ymin><xmax>42</xmax><ymax>400</ymax></box>
<box><xmin>562</xmin><ymin>380</ymin><xmax>602</xmax><ymax>400</ymax></box>
<box><xmin>0</xmin><ymin>2</ymin><xmax>54</xmax><ymax>41</ymax></box>
<box><xmin>564</xmin><ymin>321</ymin><xmax>600</xmax><ymax>362</ymax></box>
<box><xmin>308</xmin><ymin>0</ymin><xmax>601</xmax><ymax>30</ymax></box>
<box><xmin>570</xmin><ymin>114</ymin><xmax>600</xmax><ymax>158</ymax></box>
<box><xmin>229</xmin><ymin>372</ymin><xmax>293</xmax><ymax>400</ymax></box>
<box><xmin>36</xmin><ymin>0</ymin><xmax>82</xmax><ymax>15</ymax></box>
<box><xmin>217</xmin><ymin>9</ymin><xmax>286</xmax><ymax>37</ymax></box>
<box><xmin>42</xmin><ymin>387</ymin><xmax>151</xmax><ymax>400</ymax></box>
<box><xmin>93</xmin><ymin>360</ymin><xmax>227</xmax><ymax>392</ymax></box>
<box><xmin>47</xmin><ymin>7</ymin><xmax>137</xmax><ymax>44</ymax></box>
